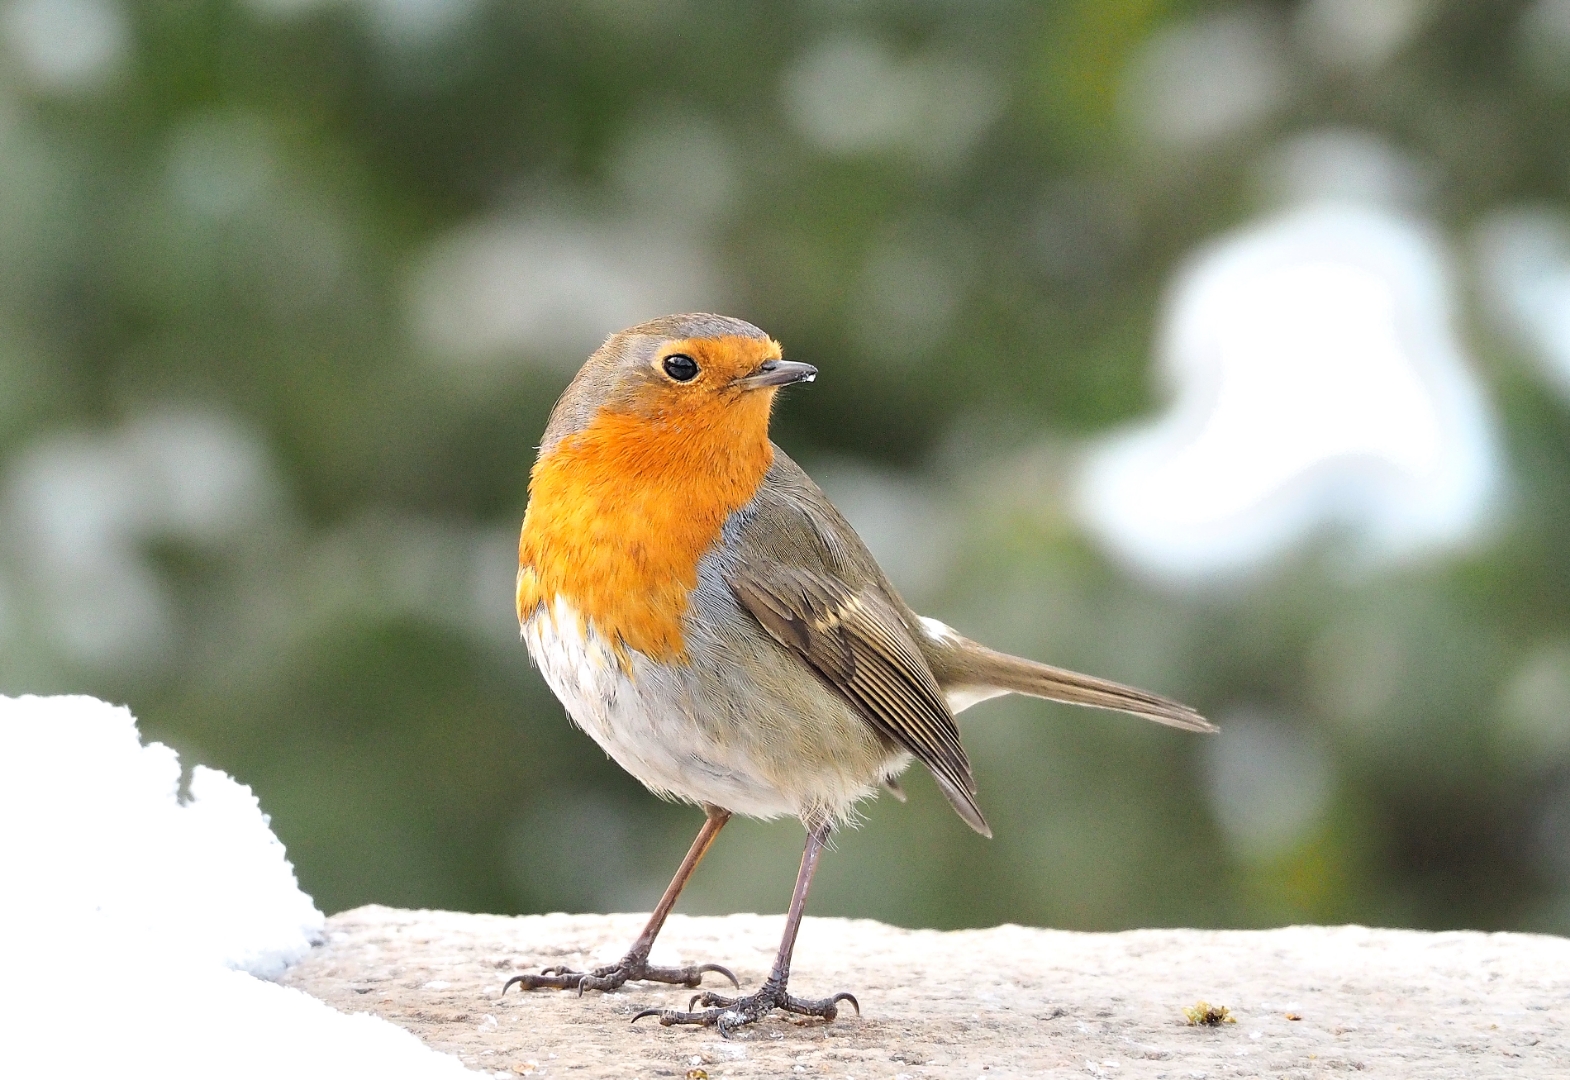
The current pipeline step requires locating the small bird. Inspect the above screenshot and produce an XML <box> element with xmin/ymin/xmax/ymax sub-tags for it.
<box><xmin>505</xmin><ymin>313</ymin><xmax>1214</xmax><ymax>1035</ymax></box>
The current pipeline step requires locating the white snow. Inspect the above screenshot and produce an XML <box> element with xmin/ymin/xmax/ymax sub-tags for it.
<box><xmin>0</xmin><ymin>693</ymin><xmax>474</xmax><ymax>1078</ymax></box>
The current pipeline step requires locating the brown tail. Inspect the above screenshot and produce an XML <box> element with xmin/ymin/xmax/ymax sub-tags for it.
<box><xmin>944</xmin><ymin>643</ymin><xmax>1217</xmax><ymax>734</ymax></box>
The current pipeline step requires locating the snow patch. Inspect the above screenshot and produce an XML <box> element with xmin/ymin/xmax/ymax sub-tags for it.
<box><xmin>0</xmin><ymin>693</ymin><xmax>473</xmax><ymax>1078</ymax></box>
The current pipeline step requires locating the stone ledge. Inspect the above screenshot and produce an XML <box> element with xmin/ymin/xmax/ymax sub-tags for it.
<box><xmin>282</xmin><ymin>905</ymin><xmax>1570</xmax><ymax>1078</ymax></box>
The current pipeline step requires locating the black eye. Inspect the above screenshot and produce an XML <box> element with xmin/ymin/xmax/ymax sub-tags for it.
<box><xmin>662</xmin><ymin>354</ymin><xmax>699</xmax><ymax>382</ymax></box>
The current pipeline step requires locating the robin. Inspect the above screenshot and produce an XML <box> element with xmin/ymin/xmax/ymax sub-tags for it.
<box><xmin>504</xmin><ymin>313</ymin><xmax>1214</xmax><ymax>1035</ymax></box>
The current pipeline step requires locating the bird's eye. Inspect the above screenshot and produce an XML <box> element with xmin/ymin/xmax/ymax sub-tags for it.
<box><xmin>662</xmin><ymin>354</ymin><xmax>700</xmax><ymax>382</ymax></box>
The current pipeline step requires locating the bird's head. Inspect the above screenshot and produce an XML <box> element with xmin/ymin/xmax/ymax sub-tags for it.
<box><xmin>520</xmin><ymin>314</ymin><xmax>815</xmax><ymax>659</ymax></box>
<box><xmin>540</xmin><ymin>313</ymin><xmax>816</xmax><ymax>457</ymax></box>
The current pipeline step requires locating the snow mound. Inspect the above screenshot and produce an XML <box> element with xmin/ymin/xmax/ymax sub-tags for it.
<box><xmin>0</xmin><ymin>694</ymin><xmax>473</xmax><ymax>1078</ymax></box>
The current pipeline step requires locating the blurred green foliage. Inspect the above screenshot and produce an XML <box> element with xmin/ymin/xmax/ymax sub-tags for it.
<box><xmin>2</xmin><ymin>0</ymin><xmax>1570</xmax><ymax>938</ymax></box>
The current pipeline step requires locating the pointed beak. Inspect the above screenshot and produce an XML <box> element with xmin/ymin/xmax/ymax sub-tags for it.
<box><xmin>736</xmin><ymin>359</ymin><xmax>817</xmax><ymax>390</ymax></box>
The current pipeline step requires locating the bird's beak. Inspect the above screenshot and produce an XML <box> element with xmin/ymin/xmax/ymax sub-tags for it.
<box><xmin>735</xmin><ymin>359</ymin><xmax>818</xmax><ymax>390</ymax></box>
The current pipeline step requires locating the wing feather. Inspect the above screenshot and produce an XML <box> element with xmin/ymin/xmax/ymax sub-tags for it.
<box><xmin>728</xmin><ymin>564</ymin><xmax>990</xmax><ymax>836</ymax></box>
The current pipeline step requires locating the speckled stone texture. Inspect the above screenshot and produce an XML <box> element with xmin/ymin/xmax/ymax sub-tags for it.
<box><xmin>282</xmin><ymin>905</ymin><xmax>1569</xmax><ymax>1078</ymax></box>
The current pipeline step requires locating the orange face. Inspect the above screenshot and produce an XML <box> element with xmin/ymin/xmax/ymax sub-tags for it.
<box><xmin>636</xmin><ymin>334</ymin><xmax>784</xmax><ymax>402</ymax></box>
<box><xmin>517</xmin><ymin>334</ymin><xmax>800</xmax><ymax>664</ymax></box>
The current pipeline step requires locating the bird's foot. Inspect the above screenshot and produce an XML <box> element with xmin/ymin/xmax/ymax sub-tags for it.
<box><xmin>503</xmin><ymin>953</ymin><xmax>738</xmax><ymax>996</ymax></box>
<box><xmin>631</xmin><ymin>979</ymin><xmax>859</xmax><ymax>1037</ymax></box>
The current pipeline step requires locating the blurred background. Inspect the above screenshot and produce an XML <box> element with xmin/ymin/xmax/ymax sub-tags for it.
<box><xmin>2</xmin><ymin>0</ymin><xmax>1569</xmax><ymax>937</ymax></box>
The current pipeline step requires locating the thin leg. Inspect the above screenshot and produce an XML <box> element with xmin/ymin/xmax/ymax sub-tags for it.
<box><xmin>760</xmin><ymin>815</ymin><xmax>827</xmax><ymax>989</ymax></box>
<box><xmin>504</xmin><ymin>806</ymin><xmax>737</xmax><ymax>995</ymax></box>
<box><xmin>625</xmin><ymin>805</ymin><xmax>731</xmax><ymax>965</ymax></box>
<box><xmin>632</xmin><ymin>820</ymin><xmax>860</xmax><ymax>1037</ymax></box>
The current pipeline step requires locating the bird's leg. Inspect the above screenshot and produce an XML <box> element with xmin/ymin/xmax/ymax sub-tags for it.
<box><xmin>632</xmin><ymin>819</ymin><xmax>859</xmax><ymax>1037</ymax></box>
<box><xmin>504</xmin><ymin>806</ymin><xmax>738</xmax><ymax>995</ymax></box>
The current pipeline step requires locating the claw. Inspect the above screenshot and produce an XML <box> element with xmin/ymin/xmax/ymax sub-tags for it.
<box><xmin>630</xmin><ymin>1008</ymin><xmax>663</xmax><ymax>1025</ymax></box>
<box><xmin>697</xmin><ymin>963</ymin><xmax>741</xmax><ymax>989</ymax></box>
<box><xmin>832</xmin><ymin>992</ymin><xmax>860</xmax><ymax>1017</ymax></box>
<box><xmin>503</xmin><ymin>972</ymin><xmax>557</xmax><ymax>994</ymax></box>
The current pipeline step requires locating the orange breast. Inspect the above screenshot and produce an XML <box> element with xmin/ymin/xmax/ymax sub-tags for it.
<box><xmin>517</xmin><ymin>384</ymin><xmax>776</xmax><ymax>664</ymax></box>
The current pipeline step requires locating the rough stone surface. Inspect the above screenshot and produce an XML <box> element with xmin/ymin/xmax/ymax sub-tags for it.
<box><xmin>283</xmin><ymin>905</ymin><xmax>1570</xmax><ymax>1078</ymax></box>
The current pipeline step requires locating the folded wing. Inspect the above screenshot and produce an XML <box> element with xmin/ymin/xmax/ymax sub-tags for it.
<box><xmin>727</xmin><ymin>564</ymin><xmax>991</xmax><ymax>837</ymax></box>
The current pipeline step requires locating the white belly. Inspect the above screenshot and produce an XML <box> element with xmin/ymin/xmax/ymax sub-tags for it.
<box><xmin>522</xmin><ymin>596</ymin><xmax>800</xmax><ymax>819</ymax></box>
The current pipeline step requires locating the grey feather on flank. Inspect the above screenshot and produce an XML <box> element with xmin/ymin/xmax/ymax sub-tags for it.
<box><xmin>718</xmin><ymin>446</ymin><xmax>1205</xmax><ymax>840</ymax></box>
<box><xmin>725</xmin><ymin>557</ymin><xmax>992</xmax><ymax>837</ymax></box>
